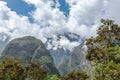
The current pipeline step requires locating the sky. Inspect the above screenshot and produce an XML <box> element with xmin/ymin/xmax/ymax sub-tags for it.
<box><xmin>0</xmin><ymin>0</ymin><xmax>120</xmax><ymax>51</ymax></box>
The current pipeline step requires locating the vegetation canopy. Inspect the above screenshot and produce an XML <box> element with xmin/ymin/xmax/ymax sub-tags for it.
<box><xmin>86</xmin><ymin>19</ymin><xmax>120</xmax><ymax>80</ymax></box>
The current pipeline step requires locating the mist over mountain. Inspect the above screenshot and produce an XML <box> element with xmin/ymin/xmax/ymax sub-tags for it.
<box><xmin>0</xmin><ymin>32</ymin><xmax>82</xmax><ymax>53</ymax></box>
<box><xmin>0</xmin><ymin>35</ymin><xmax>87</xmax><ymax>76</ymax></box>
<box><xmin>1</xmin><ymin>0</ymin><xmax>120</xmax><ymax>52</ymax></box>
<box><xmin>0</xmin><ymin>33</ymin><xmax>10</xmax><ymax>54</ymax></box>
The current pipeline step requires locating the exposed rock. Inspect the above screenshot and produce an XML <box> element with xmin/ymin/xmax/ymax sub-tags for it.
<box><xmin>68</xmin><ymin>45</ymin><xmax>85</xmax><ymax>72</ymax></box>
<box><xmin>0</xmin><ymin>36</ymin><xmax>60</xmax><ymax>76</ymax></box>
<box><xmin>57</xmin><ymin>44</ymin><xmax>86</xmax><ymax>75</ymax></box>
<box><xmin>50</xmin><ymin>48</ymin><xmax>70</xmax><ymax>67</ymax></box>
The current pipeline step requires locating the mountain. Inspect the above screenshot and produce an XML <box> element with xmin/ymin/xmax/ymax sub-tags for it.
<box><xmin>0</xmin><ymin>36</ymin><xmax>60</xmax><ymax>76</ymax></box>
<box><xmin>0</xmin><ymin>33</ymin><xmax>87</xmax><ymax>76</ymax></box>
<box><xmin>57</xmin><ymin>54</ymin><xmax>70</xmax><ymax>75</ymax></box>
<box><xmin>50</xmin><ymin>48</ymin><xmax>70</xmax><ymax>75</ymax></box>
<box><xmin>67</xmin><ymin>45</ymin><xmax>85</xmax><ymax>72</ymax></box>
<box><xmin>0</xmin><ymin>33</ymin><xmax>10</xmax><ymax>54</ymax></box>
<box><xmin>50</xmin><ymin>48</ymin><xmax>71</xmax><ymax>67</ymax></box>
<box><xmin>56</xmin><ymin>44</ymin><xmax>86</xmax><ymax>75</ymax></box>
<box><xmin>46</xmin><ymin>32</ymin><xmax>85</xmax><ymax>75</ymax></box>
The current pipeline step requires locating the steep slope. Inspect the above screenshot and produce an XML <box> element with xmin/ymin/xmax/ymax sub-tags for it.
<box><xmin>0</xmin><ymin>36</ymin><xmax>60</xmax><ymax>76</ymax></box>
<box><xmin>57</xmin><ymin>44</ymin><xmax>86</xmax><ymax>75</ymax></box>
<box><xmin>0</xmin><ymin>33</ymin><xmax>9</xmax><ymax>54</ymax></box>
<box><xmin>50</xmin><ymin>48</ymin><xmax>70</xmax><ymax>67</ymax></box>
<box><xmin>57</xmin><ymin>55</ymin><xmax>69</xmax><ymax>75</ymax></box>
<box><xmin>68</xmin><ymin>45</ymin><xmax>85</xmax><ymax>72</ymax></box>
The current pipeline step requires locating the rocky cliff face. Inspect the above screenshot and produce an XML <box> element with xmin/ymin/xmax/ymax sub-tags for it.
<box><xmin>0</xmin><ymin>36</ymin><xmax>60</xmax><ymax>76</ymax></box>
<box><xmin>57</xmin><ymin>44</ymin><xmax>86</xmax><ymax>75</ymax></box>
<box><xmin>50</xmin><ymin>48</ymin><xmax>70</xmax><ymax>67</ymax></box>
<box><xmin>67</xmin><ymin>45</ymin><xmax>85</xmax><ymax>72</ymax></box>
<box><xmin>57</xmin><ymin>55</ymin><xmax>69</xmax><ymax>75</ymax></box>
<box><xmin>0</xmin><ymin>33</ymin><xmax>9</xmax><ymax>54</ymax></box>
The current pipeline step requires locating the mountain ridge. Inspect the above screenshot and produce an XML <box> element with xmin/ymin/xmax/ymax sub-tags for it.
<box><xmin>0</xmin><ymin>36</ymin><xmax>60</xmax><ymax>76</ymax></box>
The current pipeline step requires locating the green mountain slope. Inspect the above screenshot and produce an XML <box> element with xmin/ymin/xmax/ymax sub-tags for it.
<box><xmin>0</xmin><ymin>36</ymin><xmax>60</xmax><ymax>76</ymax></box>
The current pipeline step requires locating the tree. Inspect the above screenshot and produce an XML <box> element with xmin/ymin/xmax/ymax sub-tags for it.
<box><xmin>47</xmin><ymin>75</ymin><xmax>60</xmax><ymax>80</ymax></box>
<box><xmin>61</xmin><ymin>72</ymin><xmax>89</xmax><ymax>80</ymax></box>
<box><xmin>86</xmin><ymin>19</ymin><xmax>120</xmax><ymax>80</ymax></box>
<box><xmin>93</xmin><ymin>47</ymin><xmax>120</xmax><ymax>80</ymax></box>
<box><xmin>0</xmin><ymin>58</ymin><xmax>25</xmax><ymax>80</ymax></box>
<box><xmin>0</xmin><ymin>58</ymin><xmax>48</xmax><ymax>80</ymax></box>
<box><xmin>86</xmin><ymin>19</ymin><xmax>120</xmax><ymax>63</ymax></box>
<box><xmin>25</xmin><ymin>62</ymin><xmax>47</xmax><ymax>80</ymax></box>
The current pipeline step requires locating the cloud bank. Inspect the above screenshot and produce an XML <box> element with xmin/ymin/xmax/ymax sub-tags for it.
<box><xmin>0</xmin><ymin>0</ymin><xmax>120</xmax><ymax>50</ymax></box>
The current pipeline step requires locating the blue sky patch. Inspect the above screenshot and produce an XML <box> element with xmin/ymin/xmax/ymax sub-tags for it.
<box><xmin>2</xmin><ymin>0</ymin><xmax>35</xmax><ymax>22</ymax></box>
<box><xmin>2</xmin><ymin>0</ymin><xmax>35</xmax><ymax>16</ymax></box>
<box><xmin>58</xmin><ymin>0</ymin><xmax>69</xmax><ymax>17</ymax></box>
<box><xmin>2</xmin><ymin>0</ymin><xmax>69</xmax><ymax>21</ymax></box>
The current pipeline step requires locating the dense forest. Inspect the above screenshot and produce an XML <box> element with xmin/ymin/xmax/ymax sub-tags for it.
<box><xmin>0</xmin><ymin>19</ymin><xmax>120</xmax><ymax>80</ymax></box>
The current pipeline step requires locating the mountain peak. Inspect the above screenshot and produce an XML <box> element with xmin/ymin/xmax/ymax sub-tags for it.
<box><xmin>0</xmin><ymin>36</ymin><xmax>60</xmax><ymax>76</ymax></box>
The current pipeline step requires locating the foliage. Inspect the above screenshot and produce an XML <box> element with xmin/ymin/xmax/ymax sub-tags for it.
<box><xmin>0</xmin><ymin>58</ymin><xmax>25</xmax><ymax>80</ymax></box>
<box><xmin>86</xmin><ymin>19</ymin><xmax>120</xmax><ymax>63</ymax></box>
<box><xmin>0</xmin><ymin>58</ymin><xmax>89</xmax><ymax>80</ymax></box>
<box><xmin>25</xmin><ymin>62</ymin><xmax>47</xmax><ymax>80</ymax></box>
<box><xmin>86</xmin><ymin>19</ymin><xmax>120</xmax><ymax>80</ymax></box>
<box><xmin>61</xmin><ymin>72</ymin><xmax>89</xmax><ymax>80</ymax></box>
<box><xmin>107</xmin><ymin>47</ymin><xmax>120</xmax><ymax>63</ymax></box>
<box><xmin>93</xmin><ymin>61</ymin><xmax>120</xmax><ymax>80</ymax></box>
<box><xmin>47</xmin><ymin>75</ymin><xmax>60</xmax><ymax>80</ymax></box>
<box><xmin>0</xmin><ymin>58</ymin><xmax>48</xmax><ymax>80</ymax></box>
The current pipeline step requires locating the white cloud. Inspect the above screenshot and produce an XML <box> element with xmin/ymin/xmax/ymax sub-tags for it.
<box><xmin>0</xmin><ymin>1</ymin><xmax>39</xmax><ymax>39</ymax></box>
<box><xmin>104</xmin><ymin>0</ymin><xmax>120</xmax><ymax>24</ymax></box>
<box><xmin>0</xmin><ymin>0</ymin><xmax>120</xmax><ymax>51</ymax></box>
<box><xmin>66</xmin><ymin>0</ymin><xmax>78</xmax><ymax>6</ymax></box>
<box><xmin>58</xmin><ymin>36</ymin><xmax>80</xmax><ymax>51</ymax></box>
<box><xmin>67</xmin><ymin>0</ymin><xmax>104</xmax><ymax>37</ymax></box>
<box><xmin>25</xmin><ymin>0</ymin><xmax>43</xmax><ymax>6</ymax></box>
<box><xmin>47</xmin><ymin>35</ymin><xmax>80</xmax><ymax>51</ymax></box>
